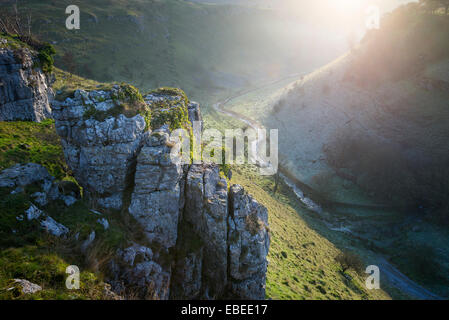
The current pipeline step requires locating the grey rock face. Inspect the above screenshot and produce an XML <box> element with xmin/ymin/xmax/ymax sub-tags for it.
<box><xmin>0</xmin><ymin>163</ymin><xmax>63</xmax><ymax>204</ymax></box>
<box><xmin>0</xmin><ymin>47</ymin><xmax>53</xmax><ymax>121</ymax></box>
<box><xmin>188</xmin><ymin>101</ymin><xmax>203</xmax><ymax>132</ymax></box>
<box><xmin>171</xmin><ymin>165</ymin><xmax>269</xmax><ymax>300</ymax></box>
<box><xmin>111</xmin><ymin>244</ymin><xmax>170</xmax><ymax>300</ymax></box>
<box><xmin>80</xmin><ymin>230</ymin><xmax>96</xmax><ymax>252</ymax></box>
<box><xmin>23</xmin><ymin>204</ymin><xmax>69</xmax><ymax>237</ymax></box>
<box><xmin>40</xmin><ymin>215</ymin><xmax>69</xmax><ymax>237</ymax></box>
<box><xmin>175</xmin><ymin>164</ymin><xmax>228</xmax><ymax>299</ymax></box>
<box><xmin>53</xmin><ymin>89</ymin><xmax>147</xmax><ymax>210</ymax></box>
<box><xmin>97</xmin><ymin>218</ymin><xmax>110</xmax><ymax>230</ymax></box>
<box><xmin>12</xmin><ymin>279</ymin><xmax>42</xmax><ymax>295</ymax></box>
<box><xmin>26</xmin><ymin>204</ymin><xmax>43</xmax><ymax>221</ymax></box>
<box><xmin>228</xmin><ymin>185</ymin><xmax>270</xmax><ymax>300</ymax></box>
<box><xmin>128</xmin><ymin>130</ymin><xmax>183</xmax><ymax>249</ymax></box>
<box><xmin>170</xmin><ymin>232</ymin><xmax>203</xmax><ymax>300</ymax></box>
<box><xmin>0</xmin><ymin>163</ymin><xmax>52</xmax><ymax>188</ymax></box>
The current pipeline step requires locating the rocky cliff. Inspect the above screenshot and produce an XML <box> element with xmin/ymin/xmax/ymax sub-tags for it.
<box><xmin>51</xmin><ymin>87</ymin><xmax>270</xmax><ymax>299</ymax></box>
<box><xmin>0</xmin><ymin>38</ymin><xmax>53</xmax><ymax>122</ymax></box>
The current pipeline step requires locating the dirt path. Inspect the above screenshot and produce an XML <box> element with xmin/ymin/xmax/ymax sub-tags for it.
<box><xmin>213</xmin><ymin>75</ymin><xmax>445</xmax><ymax>300</ymax></box>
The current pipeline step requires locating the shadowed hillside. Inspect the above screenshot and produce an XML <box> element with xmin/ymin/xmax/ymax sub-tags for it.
<box><xmin>226</xmin><ymin>2</ymin><xmax>449</xmax><ymax>297</ymax></box>
<box><xmin>0</xmin><ymin>0</ymin><xmax>349</xmax><ymax>102</ymax></box>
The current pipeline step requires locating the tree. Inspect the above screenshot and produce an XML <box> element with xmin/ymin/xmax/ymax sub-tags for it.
<box><xmin>273</xmin><ymin>170</ymin><xmax>280</xmax><ymax>195</ymax></box>
<box><xmin>335</xmin><ymin>251</ymin><xmax>364</xmax><ymax>275</ymax></box>
<box><xmin>0</xmin><ymin>5</ymin><xmax>33</xmax><ymax>40</ymax></box>
<box><xmin>61</xmin><ymin>51</ymin><xmax>77</xmax><ymax>77</ymax></box>
<box><xmin>420</xmin><ymin>0</ymin><xmax>449</xmax><ymax>14</ymax></box>
<box><xmin>441</xmin><ymin>0</ymin><xmax>449</xmax><ymax>14</ymax></box>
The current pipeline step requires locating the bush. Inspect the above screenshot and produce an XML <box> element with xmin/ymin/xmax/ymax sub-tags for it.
<box><xmin>335</xmin><ymin>251</ymin><xmax>364</xmax><ymax>274</ymax></box>
<box><xmin>394</xmin><ymin>244</ymin><xmax>447</xmax><ymax>286</ymax></box>
<box><xmin>37</xmin><ymin>44</ymin><xmax>56</xmax><ymax>73</ymax></box>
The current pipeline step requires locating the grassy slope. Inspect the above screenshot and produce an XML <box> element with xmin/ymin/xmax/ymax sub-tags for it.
<box><xmin>0</xmin><ymin>178</ymin><xmax>111</xmax><ymax>299</ymax></box>
<box><xmin>0</xmin><ymin>119</ymin><xmax>68</xmax><ymax>180</ymax></box>
<box><xmin>1</xmin><ymin>0</ymin><xmax>345</xmax><ymax>105</ymax></box>
<box><xmin>224</xmin><ymin>9</ymin><xmax>449</xmax><ymax>298</ymax></box>
<box><xmin>1</xmin><ymin>0</ymin><xmax>305</xmax><ymax>100</ymax></box>
<box><xmin>230</xmin><ymin>166</ymin><xmax>390</xmax><ymax>300</ymax></box>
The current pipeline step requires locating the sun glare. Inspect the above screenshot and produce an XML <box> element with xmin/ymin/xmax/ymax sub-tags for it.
<box><xmin>335</xmin><ymin>0</ymin><xmax>361</xmax><ymax>11</ymax></box>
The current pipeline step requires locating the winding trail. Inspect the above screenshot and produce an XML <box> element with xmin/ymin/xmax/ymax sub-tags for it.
<box><xmin>212</xmin><ymin>75</ymin><xmax>444</xmax><ymax>300</ymax></box>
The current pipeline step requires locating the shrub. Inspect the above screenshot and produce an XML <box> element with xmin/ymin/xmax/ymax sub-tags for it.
<box><xmin>335</xmin><ymin>251</ymin><xmax>364</xmax><ymax>274</ymax></box>
<box><xmin>37</xmin><ymin>44</ymin><xmax>56</xmax><ymax>73</ymax></box>
<box><xmin>394</xmin><ymin>244</ymin><xmax>447</xmax><ymax>286</ymax></box>
<box><xmin>245</xmin><ymin>211</ymin><xmax>264</xmax><ymax>236</ymax></box>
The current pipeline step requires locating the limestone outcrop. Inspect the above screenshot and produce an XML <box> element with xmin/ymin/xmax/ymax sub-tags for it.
<box><xmin>52</xmin><ymin>88</ymin><xmax>270</xmax><ymax>300</ymax></box>
<box><xmin>52</xmin><ymin>88</ymin><xmax>147</xmax><ymax>210</ymax></box>
<box><xmin>228</xmin><ymin>185</ymin><xmax>270</xmax><ymax>299</ymax></box>
<box><xmin>0</xmin><ymin>41</ymin><xmax>53</xmax><ymax>121</ymax></box>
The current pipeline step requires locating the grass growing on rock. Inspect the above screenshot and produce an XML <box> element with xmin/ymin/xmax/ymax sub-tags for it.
<box><xmin>0</xmin><ymin>33</ymin><xmax>56</xmax><ymax>73</ymax></box>
<box><xmin>148</xmin><ymin>87</ymin><xmax>191</xmax><ymax>131</ymax></box>
<box><xmin>52</xmin><ymin>68</ymin><xmax>116</xmax><ymax>101</ymax></box>
<box><xmin>0</xmin><ymin>119</ymin><xmax>68</xmax><ymax>180</ymax></box>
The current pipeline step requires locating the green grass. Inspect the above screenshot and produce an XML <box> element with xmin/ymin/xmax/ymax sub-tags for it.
<box><xmin>0</xmin><ymin>246</ymin><xmax>107</xmax><ymax>300</ymax></box>
<box><xmin>52</xmin><ymin>68</ymin><xmax>115</xmax><ymax>101</ymax></box>
<box><xmin>0</xmin><ymin>184</ymin><xmax>109</xmax><ymax>299</ymax></box>
<box><xmin>230</xmin><ymin>166</ymin><xmax>391</xmax><ymax>300</ymax></box>
<box><xmin>0</xmin><ymin>177</ymin><xmax>144</xmax><ymax>299</ymax></box>
<box><xmin>0</xmin><ymin>33</ymin><xmax>34</xmax><ymax>51</ymax></box>
<box><xmin>0</xmin><ymin>119</ymin><xmax>68</xmax><ymax>180</ymax></box>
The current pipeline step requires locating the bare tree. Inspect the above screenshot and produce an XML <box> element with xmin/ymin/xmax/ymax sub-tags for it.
<box><xmin>273</xmin><ymin>170</ymin><xmax>280</xmax><ymax>194</ymax></box>
<box><xmin>0</xmin><ymin>3</ymin><xmax>34</xmax><ymax>43</ymax></box>
<box><xmin>62</xmin><ymin>51</ymin><xmax>77</xmax><ymax>77</ymax></box>
<box><xmin>420</xmin><ymin>0</ymin><xmax>449</xmax><ymax>14</ymax></box>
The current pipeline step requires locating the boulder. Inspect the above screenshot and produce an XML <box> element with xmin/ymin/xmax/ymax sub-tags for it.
<box><xmin>11</xmin><ymin>279</ymin><xmax>42</xmax><ymax>295</ymax></box>
<box><xmin>174</xmin><ymin>164</ymin><xmax>228</xmax><ymax>299</ymax></box>
<box><xmin>0</xmin><ymin>163</ymin><xmax>53</xmax><ymax>189</ymax></box>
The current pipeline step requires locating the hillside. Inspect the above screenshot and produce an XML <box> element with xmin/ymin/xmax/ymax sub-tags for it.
<box><xmin>1</xmin><ymin>0</ymin><xmax>447</xmax><ymax>301</ymax></box>
<box><xmin>0</xmin><ymin>0</ymin><xmax>349</xmax><ymax>103</ymax></box>
<box><xmin>224</xmin><ymin>4</ymin><xmax>449</xmax><ymax>298</ymax></box>
<box><xmin>230</xmin><ymin>166</ymin><xmax>391</xmax><ymax>300</ymax></box>
<box><xmin>0</xmin><ymin>34</ymin><xmax>391</xmax><ymax>298</ymax></box>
